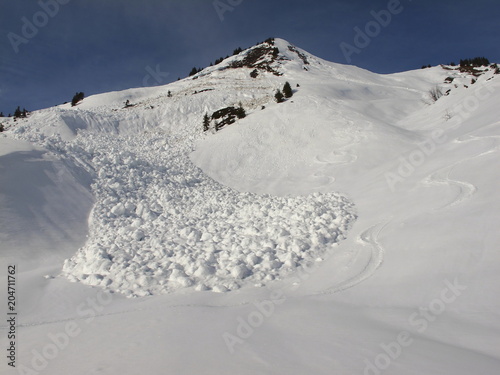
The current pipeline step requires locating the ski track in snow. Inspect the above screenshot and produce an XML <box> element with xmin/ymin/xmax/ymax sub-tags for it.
<box><xmin>305</xmin><ymin>121</ymin><xmax>387</xmax><ymax>295</ymax></box>
<box><xmin>315</xmin><ymin>222</ymin><xmax>388</xmax><ymax>295</ymax></box>
<box><xmin>421</xmin><ymin>132</ymin><xmax>500</xmax><ymax>210</ymax></box>
<box><xmin>422</xmin><ymin>166</ymin><xmax>478</xmax><ymax>210</ymax></box>
<box><xmin>315</xmin><ymin>124</ymin><xmax>500</xmax><ymax>295</ymax></box>
<box><xmin>315</xmin><ymin>151</ymin><xmax>357</xmax><ymax>165</ymax></box>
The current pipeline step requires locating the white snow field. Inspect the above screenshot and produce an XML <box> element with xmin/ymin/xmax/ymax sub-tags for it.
<box><xmin>1</xmin><ymin>38</ymin><xmax>499</xmax><ymax>374</ymax></box>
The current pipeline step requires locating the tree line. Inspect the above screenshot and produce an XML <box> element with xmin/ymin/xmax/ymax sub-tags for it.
<box><xmin>189</xmin><ymin>47</ymin><xmax>245</xmax><ymax>77</ymax></box>
<box><xmin>460</xmin><ymin>57</ymin><xmax>490</xmax><ymax>67</ymax></box>
<box><xmin>0</xmin><ymin>106</ymin><xmax>29</xmax><ymax>119</ymax></box>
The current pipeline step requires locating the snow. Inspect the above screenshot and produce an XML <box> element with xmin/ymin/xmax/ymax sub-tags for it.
<box><xmin>59</xmin><ymin>132</ymin><xmax>354</xmax><ymax>296</ymax></box>
<box><xmin>1</xmin><ymin>39</ymin><xmax>499</xmax><ymax>374</ymax></box>
<box><xmin>0</xmin><ymin>137</ymin><xmax>93</xmax><ymax>270</ymax></box>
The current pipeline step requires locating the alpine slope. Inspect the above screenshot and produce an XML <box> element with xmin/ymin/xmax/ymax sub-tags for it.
<box><xmin>1</xmin><ymin>38</ymin><xmax>499</xmax><ymax>375</ymax></box>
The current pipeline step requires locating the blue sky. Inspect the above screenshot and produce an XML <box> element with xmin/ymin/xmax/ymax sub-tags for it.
<box><xmin>1</xmin><ymin>0</ymin><xmax>499</xmax><ymax>114</ymax></box>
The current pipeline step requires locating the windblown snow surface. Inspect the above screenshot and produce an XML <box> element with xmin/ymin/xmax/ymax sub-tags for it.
<box><xmin>1</xmin><ymin>39</ymin><xmax>500</xmax><ymax>374</ymax></box>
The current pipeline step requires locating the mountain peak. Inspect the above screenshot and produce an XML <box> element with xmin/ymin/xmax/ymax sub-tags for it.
<box><xmin>194</xmin><ymin>38</ymin><xmax>313</xmax><ymax>79</ymax></box>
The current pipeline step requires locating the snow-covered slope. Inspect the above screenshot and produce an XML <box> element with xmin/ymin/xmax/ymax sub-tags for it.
<box><xmin>1</xmin><ymin>38</ymin><xmax>499</xmax><ymax>374</ymax></box>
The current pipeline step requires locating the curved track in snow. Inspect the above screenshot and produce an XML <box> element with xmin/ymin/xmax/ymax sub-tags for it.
<box><xmin>315</xmin><ymin>123</ymin><xmax>500</xmax><ymax>295</ymax></box>
<box><xmin>421</xmin><ymin>132</ymin><xmax>500</xmax><ymax>210</ymax></box>
<box><xmin>315</xmin><ymin>222</ymin><xmax>388</xmax><ymax>294</ymax></box>
<box><xmin>421</xmin><ymin>165</ymin><xmax>478</xmax><ymax>210</ymax></box>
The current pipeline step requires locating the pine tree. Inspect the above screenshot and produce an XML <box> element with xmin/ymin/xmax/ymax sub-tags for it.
<box><xmin>203</xmin><ymin>113</ymin><xmax>210</xmax><ymax>132</ymax></box>
<box><xmin>14</xmin><ymin>106</ymin><xmax>22</xmax><ymax>118</ymax></box>
<box><xmin>235</xmin><ymin>104</ymin><xmax>246</xmax><ymax>119</ymax></box>
<box><xmin>275</xmin><ymin>89</ymin><xmax>284</xmax><ymax>103</ymax></box>
<box><xmin>0</xmin><ymin>112</ymin><xmax>4</xmax><ymax>117</ymax></box>
<box><xmin>283</xmin><ymin>82</ymin><xmax>293</xmax><ymax>98</ymax></box>
<box><xmin>189</xmin><ymin>67</ymin><xmax>199</xmax><ymax>77</ymax></box>
<box><xmin>71</xmin><ymin>92</ymin><xmax>85</xmax><ymax>106</ymax></box>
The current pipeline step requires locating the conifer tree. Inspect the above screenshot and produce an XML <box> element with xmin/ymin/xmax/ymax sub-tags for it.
<box><xmin>71</xmin><ymin>92</ymin><xmax>85</xmax><ymax>106</ymax></box>
<box><xmin>235</xmin><ymin>103</ymin><xmax>246</xmax><ymax>119</ymax></box>
<box><xmin>189</xmin><ymin>67</ymin><xmax>199</xmax><ymax>76</ymax></box>
<box><xmin>283</xmin><ymin>82</ymin><xmax>293</xmax><ymax>98</ymax></box>
<box><xmin>203</xmin><ymin>113</ymin><xmax>210</xmax><ymax>132</ymax></box>
<box><xmin>14</xmin><ymin>106</ymin><xmax>22</xmax><ymax>118</ymax></box>
<box><xmin>275</xmin><ymin>89</ymin><xmax>284</xmax><ymax>103</ymax></box>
